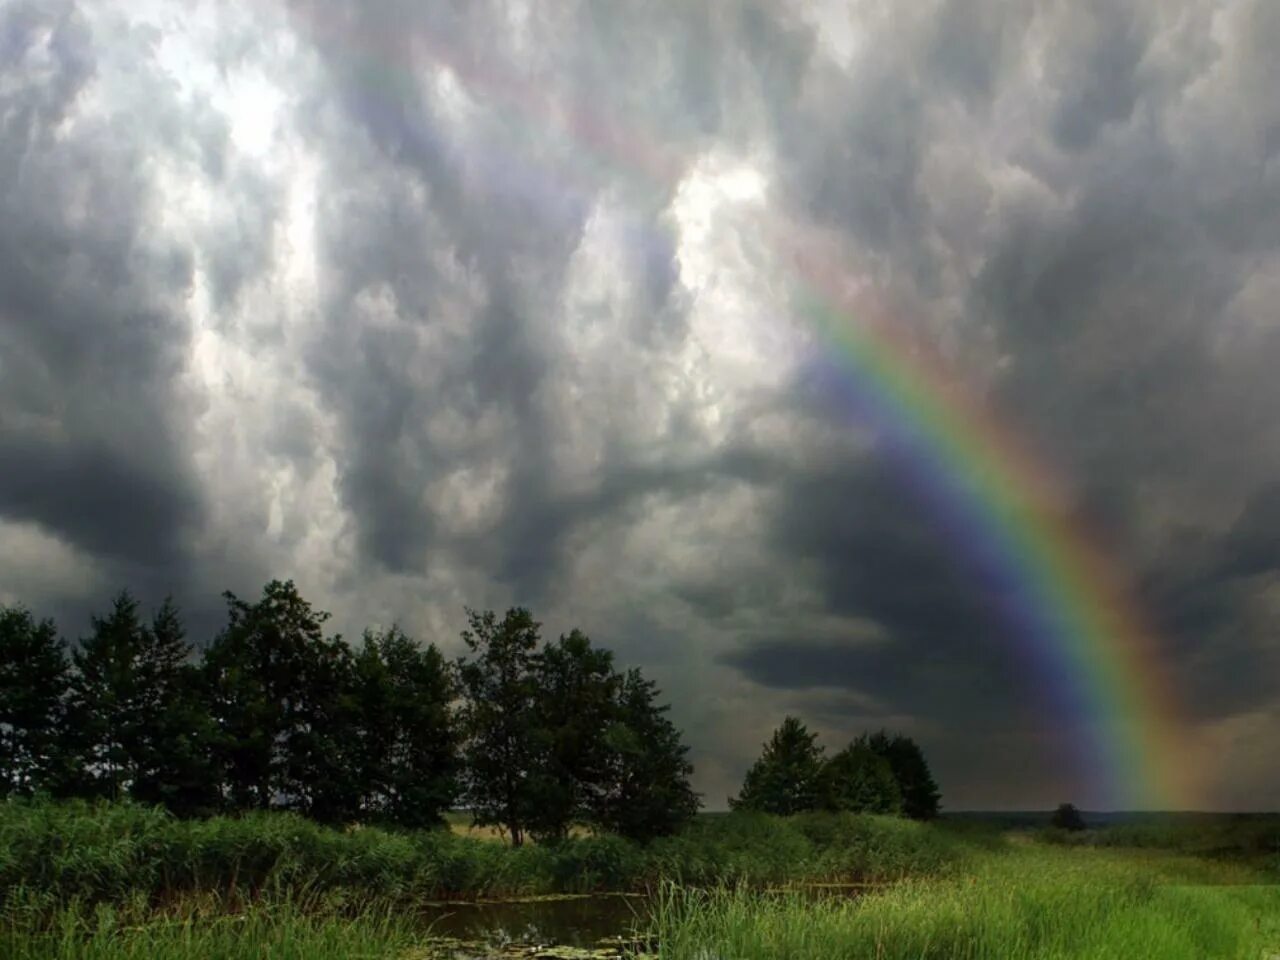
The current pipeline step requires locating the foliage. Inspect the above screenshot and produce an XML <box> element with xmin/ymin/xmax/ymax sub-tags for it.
<box><xmin>351</xmin><ymin>626</ymin><xmax>459</xmax><ymax>828</ymax></box>
<box><xmin>2</xmin><ymin>586</ymin><xmax>697</xmax><ymax>837</ymax></box>
<box><xmin>0</xmin><ymin>607</ymin><xmax>70</xmax><ymax>797</ymax></box>
<box><xmin>527</xmin><ymin>629</ymin><xmax>620</xmax><ymax>842</ymax></box>
<box><xmin>202</xmin><ymin>581</ymin><xmax>357</xmax><ymax>822</ymax></box>
<box><xmin>456</xmin><ymin>607</ymin><xmax>543</xmax><ymax>846</ymax></box>
<box><xmin>731</xmin><ymin>716</ymin><xmax>825</xmax><ymax>815</ymax></box>
<box><xmin>819</xmin><ymin>742</ymin><xmax>902</xmax><ymax>815</ymax></box>
<box><xmin>64</xmin><ymin>594</ymin><xmax>208</xmax><ymax>807</ymax></box>
<box><xmin>1050</xmin><ymin>802</ymin><xmax>1087</xmax><ymax>832</ymax></box>
<box><xmin>591</xmin><ymin>669</ymin><xmax>700</xmax><ymax>841</ymax></box>
<box><xmin>0</xmin><ymin>800</ymin><xmax>966</xmax><ymax>907</ymax></box>
<box><xmin>859</xmin><ymin>730</ymin><xmax>941</xmax><ymax>820</ymax></box>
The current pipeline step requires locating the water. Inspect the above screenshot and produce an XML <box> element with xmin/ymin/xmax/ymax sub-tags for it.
<box><xmin>416</xmin><ymin>893</ymin><xmax>652</xmax><ymax>954</ymax></box>
<box><xmin>412</xmin><ymin>884</ymin><xmax>871</xmax><ymax>957</ymax></box>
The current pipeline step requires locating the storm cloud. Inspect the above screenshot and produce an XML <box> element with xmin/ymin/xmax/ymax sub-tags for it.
<box><xmin>2</xmin><ymin>0</ymin><xmax>1279</xmax><ymax>810</ymax></box>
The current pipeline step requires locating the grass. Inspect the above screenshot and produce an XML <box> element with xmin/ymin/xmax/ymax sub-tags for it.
<box><xmin>0</xmin><ymin>800</ymin><xmax>965</xmax><ymax>908</ymax></box>
<box><xmin>652</xmin><ymin>845</ymin><xmax>1280</xmax><ymax>960</ymax></box>
<box><xmin>2</xmin><ymin>801</ymin><xmax>1276</xmax><ymax>958</ymax></box>
<box><xmin>0</xmin><ymin>895</ymin><xmax>417</xmax><ymax>960</ymax></box>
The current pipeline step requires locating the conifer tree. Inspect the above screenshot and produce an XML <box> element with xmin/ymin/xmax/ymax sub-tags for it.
<box><xmin>0</xmin><ymin>606</ymin><xmax>70</xmax><ymax>796</ymax></box>
<box><xmin>731</xmin><ymin>716</ymin><xmax>825</xmax><ymax>815</ymax></box>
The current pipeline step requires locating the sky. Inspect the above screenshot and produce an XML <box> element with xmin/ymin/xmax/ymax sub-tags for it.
<box><xmin>2</xmin><ymin>0</ymin><xmax>1278</xmax><ymax>811</ymax></box>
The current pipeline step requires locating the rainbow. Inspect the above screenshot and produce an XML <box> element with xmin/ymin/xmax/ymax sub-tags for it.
<box><xmin>290</xmin><ymin>9</ymin><xmax>1193</xmax><ymax>808</ymax></box>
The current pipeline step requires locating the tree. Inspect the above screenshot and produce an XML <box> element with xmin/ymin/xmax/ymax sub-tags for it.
<box><xmin>591</xmin><ymin>668</ymin><xmax>700</xmax><ymax>841</ymax></box>
<box><xmin>1050</xmin><ymin>802</ymin><xmax>1087</xmax><ymax>832</ymax></box>
<box><xmin>526</xmin><ymin>629</ymin><xmax>620</xmax><ymax>842</ymax></box>
<box><xmin>0</xmin><ymin>606</ymin><xmax>70</xmax><ymax>796</ymax></box>
<box><xmin>351</xmin><ymin>626</ymin><xmax>459</xmax><ymax>828</ymax></box>
<box><xmin>129</xmin><ymin>600</ymin><xmax>219</xmax><ymax>817</ymax></box>
<box><xmin>67</xmin><ymin>593</ymin><xmax>152</xmax><ymax>800</ymax></box>
<box><xmin>203</xmin><ymin>580</ymin><xmax>359</xmax><ymax>821</ymax></box>
<box><xmin>819</xmin><ymin>742</ymin><xmax>901</xmax><ymax>815</ymax></box>
<box><xmin>860</xmin><ymin>731</ymin><xmax>941</xmax><ymax>820</ymax></box>
<box><xmin>456</xmin><ymin>608</ymin><xmax>542</xmax><ymax>846</ymax></box>
<box><xmin>731</xmin><ymin>716</ymin><xmax>825</xmax><ymax>815</ymax></box>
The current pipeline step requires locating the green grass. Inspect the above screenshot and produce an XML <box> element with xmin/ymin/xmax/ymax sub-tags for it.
<box><xmin>0</xmin><ymin>800</ymin><xmax>965</xmax><ymax>908</ymax></box>
<box><xmin>652</xmin><ymin>845</ymin><xmax>1280</xmax><ymax>960</ymax></box>
<box><xmin>3</xmin><ymin>801</ymin><xmax>1277</xmax><ymax>958</ymax></box>
<box><xmin>0</xmin><ymin>895</ymin><xmax>417</xmax><ymax>960</ymax></box>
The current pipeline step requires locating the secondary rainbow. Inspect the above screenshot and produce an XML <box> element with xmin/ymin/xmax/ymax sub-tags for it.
<box><xmin>290</xmin><ymin>8</ymin><xmax>1194</xmax><ymax>808</ymax></box>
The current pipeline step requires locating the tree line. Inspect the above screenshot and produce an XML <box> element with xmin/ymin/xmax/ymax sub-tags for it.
<box><xmin>0</xmin><ymin>581</ymin><xmax>698</xmax><ymax>843</ymax></box>
<box><xmin>731</xmin><ymin>715</ymin><xmax>941</xmax><ymax>820</ymax></box>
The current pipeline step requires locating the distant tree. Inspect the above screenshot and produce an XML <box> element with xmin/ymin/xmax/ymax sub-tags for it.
<box><xmin>456</xmin><ymin>608</ymin><xmax>542</xmax><ymax>846</ymax></box>
<box><xmin>731</xmin><ymin>716</ymin><xmax>825</xmax><ymax>815</ymax></box>
<box><xmin>1050</xmin><ymin>802</ymin><xmax>1087</xmax><ymax>832</ymax></box>
<box><xmin>351</xmin><ymin>626</ymin><xmax>459</xmax><ymax>828</ymax></box>
<box><xmin>0</xmin><ymin>606</ymin><xmax>71</xmax><ymax>796</ymax></box>
<box><xmin>203</xmin><ymin>580</ymin><xmax>359</xmax><ymax>821</ymax></box>
<box><xmin>819</xmin><ymin>742</ymin><xmax>902</xmax><ymax>815</ymax></box>
<box><xmin>591</xmin><ymin>668</ymin><xmax>700</xmax><ymax>841</ymax></box>
<box><xmin>860</xmin><ymin>731</ymin><xmax>941</xmax><ymax>820</ymax></box>
<box><xmin>526</xmin><ymin>629</ymin><xmax>620</xmax><ymax>842</ymax></box>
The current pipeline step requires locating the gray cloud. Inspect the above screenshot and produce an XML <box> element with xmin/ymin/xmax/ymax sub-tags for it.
<box><xmin>2</xmin><ymin>0</ymin><xmax>1280</xmax><ymax>810</ymax></box>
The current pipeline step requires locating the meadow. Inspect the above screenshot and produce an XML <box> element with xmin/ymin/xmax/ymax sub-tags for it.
<box><xmin>1</xmin><ymin>800</ymin><xmax>1277</xmax><ymax>959</ymax></box>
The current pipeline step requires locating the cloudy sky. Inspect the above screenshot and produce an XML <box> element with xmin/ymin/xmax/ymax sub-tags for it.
<box><xmin>3</xmin><ymin>0</ymin><xmax>1279</xmax><ymax>811</ymax></box>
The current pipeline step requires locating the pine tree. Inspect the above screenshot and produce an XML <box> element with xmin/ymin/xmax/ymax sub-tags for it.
<box><xmin>591</xmin><ymin>668</ymin><xmax>700</xmax><ymax>840</ymax></box>
<box><xmin>456</xmin><ymin>608</ymin><xmax>541</xmax><ymax>846</ymax></box>
<box><xmin>0</xmin><ymin>606</ymin><xmax>71</xmax><ymax>796</ymax></box>
<box><xmin>67</xmin><ymin>593</ymin><xmax>151</xmax><ymax>799</ymax></box>
<box><xmin>731</xmin><ymin>716</ymin><xmax>825</xmax><ymax>815</ymax></box>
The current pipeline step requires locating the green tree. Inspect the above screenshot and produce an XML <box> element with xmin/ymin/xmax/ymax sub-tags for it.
<box><xmin>591</xmin><ymin>668</ymin><xmax>700</xmax><ymax>840</ymax></box>
<box><xmin>67</xmin><ymin>593</ymin><xmax>152</xmax><ymax>799</ymax></box>
<box><xmin>129</xmin><ymin>600</ymin><xmax>219</xmax><ymax>817</ymax></box>
<box><xmin>203</xmin><ymin>580</ymin><xmax>359</xmax><ymax>821</ymax></box>
<box><xmin>456</xmin><ymin>607</ymin><xmax>541</xmax><ymax>846</ymax></box>
<box><xmin>818</xmin><ymin>742</ymin><xmax>901</xmax><ymax>815</ymax></box>
<box><xmin>0</xmin><ymin>606</ymin><xmax>70</xmax><ymax>796</ymax></box>
<box><xmin>351</xmin><ymin>626</ymin><xmax>459</xmax><ymax>828</ymax></box>
<box><xmin>731</xmin><ymin>716</ymin><xmax>825</xmax><ymax>815</ymax></box>
<box><xmin>1050</xmin><ymin>802</ymin><xmax>1087</xmax><ymax>831</ymax></box>
<box><xmin>860</xmin><ymin>730</ymin><xmax>941</xmax><ymax>820</ymax></box>
<box><xmin>527</xmin><ymin>629</ymin><xmax>620</xmax><ymax>842</ymax></box>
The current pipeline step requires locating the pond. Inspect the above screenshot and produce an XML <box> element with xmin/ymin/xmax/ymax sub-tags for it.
<box><xmin>410</xmin><ymin>883</ymin><xmax>873</xmax><ymax>958</ymax></box>
<box><xmin>414</xmin><ymin>893</ymin><xmax>655</xmax><ymax>959</ymax></box>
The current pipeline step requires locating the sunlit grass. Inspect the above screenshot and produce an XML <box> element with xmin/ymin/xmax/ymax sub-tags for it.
<box><xmin>652</xmin><ymin>845</ymin><xmax>1280</xmax><ymax>960</ymax></box>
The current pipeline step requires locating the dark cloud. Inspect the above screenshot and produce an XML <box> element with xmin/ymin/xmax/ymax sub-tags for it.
<box><xmin>3</xmin><ymin>0</ymin><xmax>1280</xmax><ymax>809</ymax></box>
<box><xmin>0</xmin><ymin>1</ymin><xmax>205</xmax><ymax>570</ymax></box>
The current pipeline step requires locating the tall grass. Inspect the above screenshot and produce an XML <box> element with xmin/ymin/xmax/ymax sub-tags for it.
<box><xmin>0</xmin><ymin>800</ymin><xmax>968</xmax><ymax>910</ymax></box>
<box><xmin>0</xmin><ymin>895</ymin><xmax>416</xmax><ymax>960</ymax></box>
<box><xmin>652</xmin><ymin>846</ymin><xmax>1280</xmax><ymax>960</ymax></box>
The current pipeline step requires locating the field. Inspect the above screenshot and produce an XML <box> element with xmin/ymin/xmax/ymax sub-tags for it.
<box><xmin>1</xmin><ymin>801</ymin><xmax>1277</xmax><ymax>959</ymax></box>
